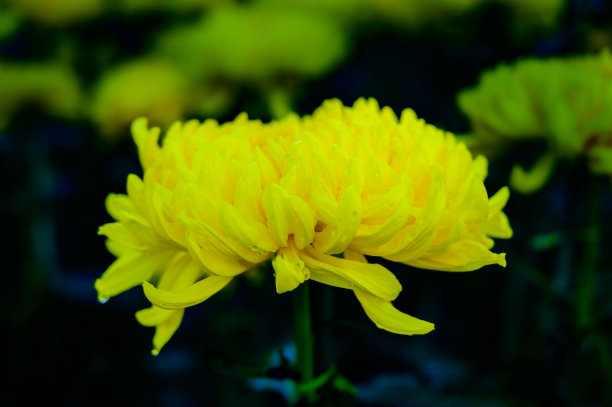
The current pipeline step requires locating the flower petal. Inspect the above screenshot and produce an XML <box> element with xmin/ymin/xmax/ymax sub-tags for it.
<box><xmin>365</xmin><ymin>175</ymin><xmax>446</xmax><ymax>261</ymax></box>
<box><xmin>220</xmin><ymin>202</ymin><xmax>279</xmax><ymax>254</ymax></box>
<box><xmin>485</xmin><ymin>211</ymin><xmax>513</xmax><ymax>239</ymax></box>
<box><xmin>301</xmin><ymin>246</ymin><xmax>401</xmax><ymax>301</ymax></box>
<box><xmin>409</xmin><ymin>234</ymin><xmax>507</xmax><ymax>271</ymax></box>
<box><xmin>351</xmin><ymin>196</ymin><xmax>412</xmax><ymax>248</ymax></box>
<box><xmin>105</xmin><ymin>193</ymin><xmax>135</xmax><ymax>222</ymax></box>
<box><xmin>234</xmin><ymin>162</ymin><xmax>266</xmax><ymax>224</ymax></box>
<box><xmin>151</xmin><ymin>309</ymin><xmax>184</xmax><ymax>356</ymax></box>
<box><xmin>313</xmin><ymin>186</ymin><xmax>362</xmax><ymax>254</ymax></box>
<box><xmin>510</xmin><ymin>152</ymin><xmax>556</xmax><ymax>195</ymax></box>
<box><xmin>272</xmin><ymin>241</ymin><xmax>310</xmax><ymax>293</ymax></box>
<box><xmin>180</xmin><ymin>214</ymin><xmax>261</xmax><ymax>276</ymax></box>
<box><xmin>132</xmin><ymin>118</ymin><xmax>161</xmax><ymax>169</ymax></box>
<box><xmin>262</xmin><ymin>184</ymin><xmax>316</xmax><ymax>249</ymax></box>
<box><xmin>143</xmin><ymin>275</ymin><xmax>233</xmax><ymax>310</ymax></box>
<box><xmin>135</xmin><ymin>306</ymin><xmax>176</xmax><ymax>326</ymax></box>
<box><xmin>98</xmin><ymin>222</ymin><xmax>147</xmax><ymax>251</ymax></box>
<box><xmin>94</xmin><ymin>250</ymin><xmax>174</xmax><ymax>301</ymax></box>
<box><xmin>355</xmin><ymin>290</ymin><xmax>434</xmax><ymax>335</ymax></box>
<box><xmin>136</xmin><ymin>253</ymin><xmax>203</xmax><ymax>354</ymax></box>
<box><xmin>488</xmin><ymin>186</ymin><xmax>510</xmax><ymax>216</ymax></box>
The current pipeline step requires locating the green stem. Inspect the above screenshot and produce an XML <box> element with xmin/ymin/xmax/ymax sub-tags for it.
<box><xmin>576</xmin><ymin>176</ymin><xmax>600</xmax><ymax>330</ymax></box>
<box><xmin>292</xmin><ymin>281</ymin><xmax>314</xmax><ymax>398</ymax></box>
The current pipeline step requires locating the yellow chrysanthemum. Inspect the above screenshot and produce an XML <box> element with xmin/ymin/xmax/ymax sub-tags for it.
<box><xmin>458</xmin><ymin>50</ymin><xmax>612</xmax><ymax>193</ymax></box>
<box><xmin>96</xmin><ymin>98</ymin><xmax>512</xmax><ymax>354</ymax></box>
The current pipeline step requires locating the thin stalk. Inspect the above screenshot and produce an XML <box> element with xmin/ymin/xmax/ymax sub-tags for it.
<box><xmin>292</xmin><ymin>281</ymin><xmax>314</xmax><ymax>400</ymax></box>
<box><xmin>575</xmin><ymin>176</ymin><xmax>600</xmax><ymax>330</ymax></box>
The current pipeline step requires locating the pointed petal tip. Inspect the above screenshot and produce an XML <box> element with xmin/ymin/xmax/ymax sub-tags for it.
<box><xmin>142</xmin><ymin>276</ymin><xmax>232</xmax><ymax>310</ymax></box>
<box><xmin>498</xmin><ymin>253</ymin><xmax>507</xmax><ymax>268</ymax></box>
<box><xmin>355</xmin><ymin>290</ymin><xmax>435</xmax><ymax>336</ymax></box>
<box><xmin>94</xmin><ymin>279</ymin><xmax>110</xmax><ymax>304</ymax></box>
<box><xmin>131</xmin><ymin>117</ymin><xmax>149</xmax><ymax>132</ymax></box>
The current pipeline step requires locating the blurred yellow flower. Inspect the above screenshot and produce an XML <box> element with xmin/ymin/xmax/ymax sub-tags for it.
<box><xmin>155</xmin><ymin>5</ymin><xmax>348</xmax><ymax>81</ymax></box>
<box><xmin>5</xmin><ymin>0</ymin><xmax>103</xmax><ymax>25</ymax></box>
<box><xmin>96</xmin><ymin>98</ymin><xmax>512</xmax><ymax>354</ymax></box>
<box><xmin>89</xmin><ymin>59</ymin><xmax>195</xmax><ymax>139</ymax></box>
<box><xmin>114</xmin><ymin>0</ymin><xmax>232</xmax><ymax>14</ymax></box>
<box><xmin>498</xmin><ymin>0</ymin><xmax>564</xmax><ymax>38</ymax></box>
<box><xmin>0</xmin><ymin>61</ymin><xmax>82</xmax><ymax>129</ymax></box>
<box><xmin>365</xmin><ymin>0</ymin><xmax>481</xmax><ymax>29</ymax></box>
<box><xmin>458</xmin><ymin>50</ymin><xmax>612</xmax><ymax>193</ymax></box>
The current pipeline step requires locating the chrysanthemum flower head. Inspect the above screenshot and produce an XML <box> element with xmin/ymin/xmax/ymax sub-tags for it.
<box><xmin>458</xmin><ymin>50</ymin><xmax>612</xmax><ymax>193</ymax></box>
<box><xmin>96</xmin><ymin>98</ymin><xmax>512</xmax><ymax>354</ymax></box>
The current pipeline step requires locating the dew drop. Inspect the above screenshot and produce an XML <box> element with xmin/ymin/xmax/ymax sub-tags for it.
<box><xmin>98</xmin><ymin>296</ymin><xmax>109</xmax><ymax>304</ymax></box>
<box><xmin>151</xmin><ymin>349</ymin><xmax>160</xmax><ymax>357</ymax></box>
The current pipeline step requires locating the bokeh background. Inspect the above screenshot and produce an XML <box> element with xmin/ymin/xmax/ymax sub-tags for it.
<box><xmin>3</xmin><ymin>0</ymin><xmax>612</xmax><ymax>405</ymax></box>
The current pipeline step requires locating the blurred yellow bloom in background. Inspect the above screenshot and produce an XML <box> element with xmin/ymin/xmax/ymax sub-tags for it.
<box><xmin>0</xmin><ymin>0</ymin><xmax>565</xmax><ymax>138</ymax></box>
<box><xmin>0</xmin><ymin>61</ymin><xmax>82</xmax><ymax>129</ymax></box>
<box><xmin>5</xmin><ymin>0</ymin><xmax>103</xmax><ymax>25</ymax></box>
<box><xmin>458</xmin><ymin>50</ymin><xmax>612</xmax><ymax>194</ymax></box>
<box><xmin>155</xmin><ymin>4</ymin><xmax>348</xmax><ymax>118</ymax></box>
<box><xmin>89</xmin><ymin>59</ymin><xmax>195</xmax><ymax>139</ymax></box>
<box><xmin>114</xmin><ymin>0</ymin><xmax>232</xmax><ymax>14</ymax></box>
<box><xmin>96</xmin><ymin>98</ymin><xmax>511</xmax><ymax>354</ymax></box>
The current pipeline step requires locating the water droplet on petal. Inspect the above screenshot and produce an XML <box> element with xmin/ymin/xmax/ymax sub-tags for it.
<box><xmin>151</xmin><ymin>349</ymin><xmax>160</xmax><ymax>357</ymax></box>
<box><xmin>98</xmin><ymin>296</ymin><xmax>109</xmax><ymax>304</ymax></box>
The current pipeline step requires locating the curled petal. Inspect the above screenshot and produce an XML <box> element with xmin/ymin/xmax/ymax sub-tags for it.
<box><xmin>343</xmin><ymin>249</ymin><xmax>367</xmax><ymax>263</ymax></box>
<box><xmin>220</xmin><ymin>202</ymin><xmax>279</xmax><ymax>254</ymax></box>
<box><xmin>510</xmin><ymin>152</ymin><xmax>556</xmax><ymax>195</ymax></box>
<box><xmin>143</xmin><ymin>275</ymin><xmax>233</xmax><ymax>310</ymax></box>
<box><xmin>368</xmin><ymin>175</ymin><xmax>446</xmax><ymax>262</ymax></box>
<box><xmin>105</xmin><ymin>193</ymin><xmax>135</xmax><ymax>222</ymax></box>
<box><xmin>313</xmin><ymin>186</ymin><xmax>362</xmax><ymax>254</ymax></box>
<box><xmin>301</xmin><ymin>245</ymin><xmax>401</xmax><ymax>302</ymax></box>
<box><xmin>98</xmin><ymin>222</ymin><xmax>147</xmax><ymax>251</ymax></box>
<box><xmin>151</xmin><ymin>309</ymin><xmax>184</xmax><ymax>356</ymax></box>
<box><xmin>132</xmin><ymin>118</ymin><xmax>161</xmax><ymax>169</ymax></box>
<box><xmin>136</xmin><ymin>254</ymin><xmax>202</xmax><ymax>354</ymax></box>
<box><xmin>361</xmin><ymin>183</ymin><xmax>410</xmax><ymax>223</ymax></box>
<box><xmin>180</xmin><ymin>214</ymin><xmax>262</xmax><ymax>276</ymax></box>
<box><xmin>355</xmin><ymin>290</ymin><xmax>434</xmax><ymax>335</ymax></box>
<box><xmin>156</xmin><ymin>252</ymin><xmax>203</xmax><ymax>290</ymax></box>
<box><xmin>234</xmin><ymin>162</ymin><xmax>266</xmax><ymax>223</ymax></box>
<box><xmin>135</xmin><ymin>306</ymin><xmax>176</xmax><ymax>327</ymax></box>
<box><xmin>94</xmin><ymin>250</ymin><xmax>174</xmax><ymax>301</ymax></box>
<box><xmin>262</xmin><ymin>184</ymin><xmax>316</xmax><ymax>249</ymax></box>
<box><xmin>408</xmin><ymin>239</ymin><xmax>507</xmax><ymax>271</ymax></box>
<box><xmin>485</xmin><ymin>211</ymin><xmax>513</xmax><ymax>239</ymax></box>
<box><xmin>272</xmin><ymin>241</ymin><xmax>310</xmax><ymax>293</ymax></box>
<box><xmin>488</xmin><ymin>186</ymin><xmax>510</xmax><ymax>216</ymax></box>
<box><xmin>352</xmin><ymin>197</ymin><xmax>412</xmax><ymax>248</ymax></box>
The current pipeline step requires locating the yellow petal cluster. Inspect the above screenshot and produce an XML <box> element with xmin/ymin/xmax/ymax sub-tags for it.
<box><xmin>458</xmin><ymin>50</ymin><xmax>612</xmax><ymax>193</ymax></box>
<box><xmin>96</xmin><ymin>98</ymin><xmax>512</xmax><ymax>354</ymax></box>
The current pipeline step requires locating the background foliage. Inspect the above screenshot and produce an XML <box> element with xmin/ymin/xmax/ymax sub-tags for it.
<box><xmin>3</xmin><ymin>0</ymin><xmax>612</xmax><ymax>405</ymax></box>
